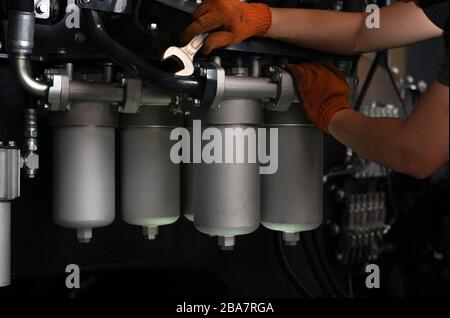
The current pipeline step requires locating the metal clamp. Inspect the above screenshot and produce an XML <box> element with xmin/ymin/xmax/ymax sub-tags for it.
<box><xmin>201</xmin><ymin>61</ymin><xmax>225</xmax><ymax>109</ymax></box>
<box><xmin>47</xmin><ymin>69</ymin><xmax>70</xmax><ymax>112</ymax></box>
<box><xmin>121</xmin><ymin>78</ymin><xmax>143</xmax><ymax>114</ymax></box>
<box><xmin>76</xmin><ymin>0</ymin><xmax>132</xmax><ymax>14</ymax></box>
<box><xmin>34</xmin><ymin>0</ymin><xmax>51</xmax><ymax>20</ymax></box>
<box><xmin>265</xmin><ymin>66</ymin><xmax>296</xmax><ymax>112</ymax></box>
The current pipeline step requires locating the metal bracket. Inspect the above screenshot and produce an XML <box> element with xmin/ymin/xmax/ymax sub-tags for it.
<box><xmin>121</xmin><ymin>78</ymin><xmax>143</xmax><ymax>114</ymax></box>
<box><xmin>265</xmin><ymin>66</ymin><xmax>296</xmax><ymax>112</ymax></box>
<box><xmin>34</xmin><ymin>0</ymin><xmax>51</xmax><ymax>20</ymax></box>
<box><xmin>76</xmin><ymin>0</ymin><xmax>133</xmax><ymax>14</ymax></box>
<box><xmin>201</xmin><ymin>62</ymin><xmax>226</xmax><ymax>109</ymax></box>
<box><xmin>47</xmin><ymin>69</ymin><xmax>70</xmax><ymax>112</ymax></box>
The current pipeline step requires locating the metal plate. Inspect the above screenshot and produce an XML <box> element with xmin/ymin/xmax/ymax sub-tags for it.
<box><xmin>76</xmin><ymin>0</ymin><xmax>133</xmax><ymax>14</ymax></box>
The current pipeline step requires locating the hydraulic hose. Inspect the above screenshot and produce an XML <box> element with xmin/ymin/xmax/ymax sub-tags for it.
<box><xmin>83</xmin><ymin>9</ymin><xmax>205</xmax><ymax>95</ymax></box>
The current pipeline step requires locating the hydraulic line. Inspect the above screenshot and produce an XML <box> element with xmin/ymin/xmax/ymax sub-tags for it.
<box><xmin>274</xmin><ymin>233</ymin><xmax>314</xmax><ymax>298</ymax></box>
<box><xmin>312</xmin><ymin>229</ymin><xmax>350</xmax><ymax>298</ymax></box>
<box><xmin>303</xmin><ymin>231</ymin><xmax>338</xmax><ymax>298</ymax></box>
<box><xmin>10</xmin><ymin>54</ymin><xmax>49</xmax><ymax>97</ymax></box>
<box><xmin>83</xmin><ymin>10</ymin><xmax>205</xmax><ymax>95</ymax></box>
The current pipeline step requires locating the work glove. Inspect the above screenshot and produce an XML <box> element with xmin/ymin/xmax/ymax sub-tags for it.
<box><xmin>180</xmin><ymin>0</ymin><xmax>272</xmax><ymax>55</ymax></box>
<box><xmin>285</xmin><ymin>62</ymin><xmax>351</xmax><ymax>134</ymax></box>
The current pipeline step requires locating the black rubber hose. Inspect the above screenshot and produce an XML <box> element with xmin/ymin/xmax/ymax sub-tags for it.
<box><xmin>302</xmin><ymin>232</ymin><xmax>338</xmax><ymax>298</ymax></box>
<box><xmin>10</xmin><ymin>0</ymin><xmax>34</xmax><ymax>12</ymax></box>
<box><xmin>82</xmin><ymin>10</ymin><xmax>205</xmax><ymax>95</ymax></box>
<box><xmin>312</xmin><ymin>229</ymin><xmax>350</xmax><ymax>298</ymax></box>
<box><xmin>274</xmin><ymin>233</ymin><xmax>314</xmax><ymax>298</ymax></box>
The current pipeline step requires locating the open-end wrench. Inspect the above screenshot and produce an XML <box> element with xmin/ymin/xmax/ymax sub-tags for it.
<box><xmin>162</xmin><ymin>33</ymin><xmax>208</xmax><ymax>76</ymax></box>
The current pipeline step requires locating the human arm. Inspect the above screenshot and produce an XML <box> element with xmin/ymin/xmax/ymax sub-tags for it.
<box><xmin>287</xmin><ymin>62</ymin><xmax>449</xmax><ymax>179</ymax></box>
<box><xmin>181</xmin><ymin>0</ymin><xmax>444</xmax><ymax>55</ymax></box>
<box><xmin>328</xmin><ymin>82</ymin><xmax>449</xmax><ymax>179</ymax></box>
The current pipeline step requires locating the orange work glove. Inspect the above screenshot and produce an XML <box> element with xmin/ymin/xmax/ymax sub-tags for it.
<box><xmin>285</xmin><ymin>62</ymin><xmax>351</xmax><ymax>134</ymax></box>
<box><xmin>180</xmin><ymin>0</ymin><xmax>272</xmax><ymax>55</ymax></box>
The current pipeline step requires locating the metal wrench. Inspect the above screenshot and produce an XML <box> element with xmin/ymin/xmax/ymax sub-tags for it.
<box><xmin>162</xmin><ymin>33</ymin><xmax>209</xmax><ymax>76</ymax></box>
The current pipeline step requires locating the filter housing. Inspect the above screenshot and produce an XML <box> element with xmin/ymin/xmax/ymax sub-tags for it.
<box><xmin>262</xmin><ymin>104</ymin><xmax>323</xmax><ymax>245</ymax></box>
<box><xmin>51</xmin><ymin>102</ymin><xmax>117</xmax><ymax>243</ymax></box>
<box><xmin>120</xmin><ymin>106</ymin><xmax>183</xmax><ymax>239</ymax></box>
<box><xmin>194</xmin><ymin>99</ymin><xmax>263</xmax><ymax>250</ymax></box>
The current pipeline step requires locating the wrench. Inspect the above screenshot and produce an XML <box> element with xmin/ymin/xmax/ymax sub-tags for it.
<box><xmin>162</xmin><ymin>33</ymin><xmax>208</xmax><ymax>76</ymax></box>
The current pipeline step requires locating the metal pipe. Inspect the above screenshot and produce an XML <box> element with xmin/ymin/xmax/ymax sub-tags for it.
<box><xmin>68</xmin><ymin>76</ymin><xmax>278</xmax><ymax>105</ymax></box>
<box><xmin>68</xmin><ymin>82</ymin><xmax>172</xmax><ymax>106</ymax></box>
<box><xmin>0</xmin><ymin>202</ymin><xmax>11</xmax><ymax>287</ymax></box>
<box><xmin>223</xmin><ymin>76</ymin><xmax>277</xmax><ymax>100</ymax></box>
<box><xmin>10</xmin><ymin>54</ymin><xmax>49</xmax><ymax>97</ymax></box>
<box><xmin>69</xmin><ymin>82</ymin><xmax>124</xmax><ymax>102</ymax></box>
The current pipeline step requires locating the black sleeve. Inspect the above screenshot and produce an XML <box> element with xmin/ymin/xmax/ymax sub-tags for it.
<box><xmin>421</xmin><ymin>1</ymin><xmax>449</xmax><ymax>86</ymax></box>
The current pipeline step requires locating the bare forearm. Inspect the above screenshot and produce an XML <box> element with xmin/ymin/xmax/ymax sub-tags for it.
<box><xmin>266</xmin><ymin>2</ymin><xmax>443</xmax><ymax>55</ymax></box>
<box><xmin>329</xmin><ymin>110</ymin><xmax>413</xmax><ymax>173</ymax></box>
<box><xmin>329</xmin><ymin>92</ymin><xmax>449</xmax><ymax>179</ymax></box>
<box><xmin>266</xmin><ymin>8</ymin><xmax>363</xmax><ymax>55</ymax></box>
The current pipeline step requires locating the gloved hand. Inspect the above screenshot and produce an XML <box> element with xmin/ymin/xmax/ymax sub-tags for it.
<box><xmin>180</xmin><ymin>0</ymin><xmax>272</xmax><ymax>55</ymax></box>
<box><xmin>285</xmin><ymin>62</ymin><xmax>351</xmax><ymax>134</ymax></box>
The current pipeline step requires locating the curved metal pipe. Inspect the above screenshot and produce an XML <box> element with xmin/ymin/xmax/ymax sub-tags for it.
<box><xmin>10</xmin><ymin>54</ymin><xmax>49</xmax><ymax>97</ymax></box>
<box><xmin>83</xmin><ymin>10</ymin><xmax>205</xmax><ymax>95</ymax></box>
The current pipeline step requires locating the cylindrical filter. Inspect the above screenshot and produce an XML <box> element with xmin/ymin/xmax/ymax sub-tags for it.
<box><xmin>194</xmin><ymin>99</ymin><xmax>263</xmax><ymax>250</ymax></box>
<box><xmin>120</xmin><ymin>106</ymin><xmax>183</xmax><ymax>239</ymax></box>
<box><xmin>262</xmin><ymin>104</ymin><xmax>323</xmax><ymax>246</ymax></box>
<box><xmin>0</xmin><ymin>144</ymin><xmax>20</xmax><ymax>287</ymax></box>
<box><xmin>51</xmin><ymin>102</ymin><xmax>117</xmax><ymax>243</ymax></box>
<box><xmin>0</xmin><ymin>202</ymin><xmax>11</xmax><ymax>287</ymax></box>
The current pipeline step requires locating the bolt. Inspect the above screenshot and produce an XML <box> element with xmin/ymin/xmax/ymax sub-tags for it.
<box><xmin>283</xmin><ymin>232</ymin><xmax>300</xmax><ymax>246</ymax></box>
<box><xmin>193</xmin><ymin>99</ymin><xmax>201</xmax><ymax>108</ymax></box>
<box><xmin>218</xmin><ymin>236</ymin><xmax>235</xmax><ymax>251</ymax></box>
<box><xmin>198</xmin><ymin>68</ymin><xmax>207</xmax><ymax>77</ymax></box>
<box><xmin>148</xmin><ymin>23</ymin><xmax>158</xmax><ymax>31</ymax></box>
<box><xmin>36</xmin><ymin>2</ymin><xmax>49</xmax><ymax>15</ymax></box>
<box><xmin>74</xmin><ymin>32</ymin><xmax>86</xmax><ymax>44</ymax></box>
<box><xmin>8</xmin><ymin>141</ymin><xmax>16</xmax><ymax>147</ymax></box>
<box><xmin>78</xmin><ymin>0</ymin><xmax>91</xmax><ymax>5</ymax></box>
<box><xmin>143</xmin><ymin>226</ymin><xmax>158</xmax><ymax>240</ymax></box>
<box><xmin>271</xmin><ymin>72</ymin><xmax>282</xmax><ymax>83</ymax></box>
<box><xmin>77</xmin><ymin>228</ymin><xmax>92</xmax><ymax>243</ymax></box>
<box><xmin>265</xmin><ymin>101</ymin><xmax>276</xmax><ymax>110</ymax></box>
